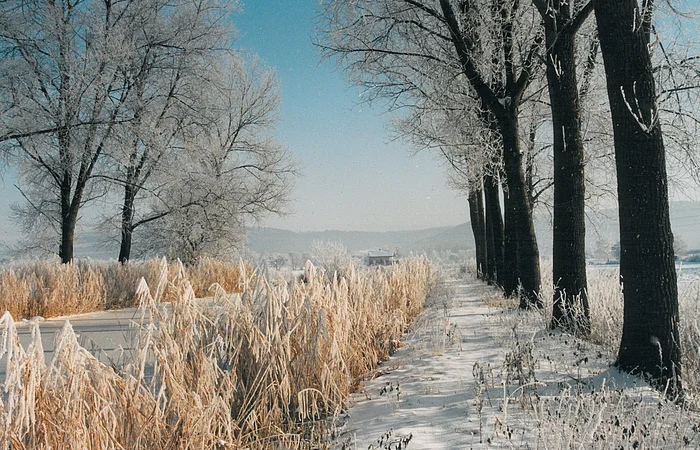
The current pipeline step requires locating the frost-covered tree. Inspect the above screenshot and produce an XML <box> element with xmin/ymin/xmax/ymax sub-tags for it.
<box><xmin>0</xmin><ymin>0</ymin><xmax>241</xmax><ymax>262</ymax></box>
<box><xmin>318</xmin><ymin>0</ymin><xmax>544</xmax><ymax>305</ymax></box>
<box><xmin>0</xmin><ymin>0</ymin><xmax>150</xmax><ymax>262</ymax></box>
<box><xmin>130</xmin><ymin>57</ymin><xmax>295</xmax><ymax>264</ymax></box>
<box><xmin>1</xmin><ymin>0</ymin><xmax>294</xmax><ymax>263</ymax></box>
<box><xmin>311</xmin><ymin>240</ymin><xmax>352</xmax><ymax>277</ymax></box>
<box><xmin>102</xmin><ymin>0</ymin><xmax>235</xmax><ymax>263</ymax></box>
<box><xmin>595</xmin><ymin>0</ymin><xmax>683</xmax><ymax>398</ymax></box>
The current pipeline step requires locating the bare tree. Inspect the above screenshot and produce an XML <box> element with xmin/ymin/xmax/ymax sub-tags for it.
<box><xmin>102</xmin><ymin>1</ymin><xmax>237</xmax><ymax>263</ymax></box>
<box><xmin>318</xmin><ymin>0</ymin><xmax>544</xmax><ymax>305</ymax></box>
<box><xmin>0</xmin><ymin>0</ymin><xmax>141</xmax><ymax>261</ymax></box>
<box><xmin>0</xmin><ymin>0</ymin><xmax>235</xmax><ymax>262</ymax></box>
<box><xmin>531</xmin><ymin>0</ymin><xmax>595</xmax><ymax>334</ymax></box>
<box><xmin>595</xmin><ymin>0</ymin><xmax>683</xmax><ymax>398</ymax></box>
<box><xmin>130</xmin><ymin>56</ymin><xmax>296</xmax><ymax>263</ymax></box>
<box><xmin>311</xmin><ymin>240</ymin><xmax>352</xmax><ymax>277</ymax></box>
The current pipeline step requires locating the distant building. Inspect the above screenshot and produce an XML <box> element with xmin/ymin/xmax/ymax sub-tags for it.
<box><xmin>367</xmin><ymin>250</ymin><xmax>395</xmax><ymax>266</ymax></box>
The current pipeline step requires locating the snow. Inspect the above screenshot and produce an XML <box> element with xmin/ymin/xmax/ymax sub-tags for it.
<box><xmin>332</xmin><ymin>277</ymin><xmax>700</xmax><ymax>449</ymax></box>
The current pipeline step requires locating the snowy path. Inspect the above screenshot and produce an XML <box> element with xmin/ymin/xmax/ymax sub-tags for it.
<box><xmin>334</xmin><ymin>280</ymin><xmax>513</xmax><ymax>449</ymax></box>
<box><xmin>331</xmin><ymin>278</ymin><xmax>695</xmax><ymax>450</ymax></box>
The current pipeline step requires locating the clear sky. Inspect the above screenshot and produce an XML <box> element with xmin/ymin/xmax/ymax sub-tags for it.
<box><xmin>0</xmin><ymin>0</ymin><xmax>469</xmax><ymax>252</ymax></box>
<box><xmin>232</xmin><ymin>1</ymin><xmax>469</xmax><ymax>232</ymax></box>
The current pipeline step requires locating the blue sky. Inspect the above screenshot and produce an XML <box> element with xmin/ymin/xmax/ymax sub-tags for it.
<box><xmin>0</xmin><ymin>1</ymin><xmax>469</xmax><ymax>242</ymax></box>
<box><xmin>232</xmin><ymin>1</ymin><xmax>469</xmax><ymax>232</ymax></box>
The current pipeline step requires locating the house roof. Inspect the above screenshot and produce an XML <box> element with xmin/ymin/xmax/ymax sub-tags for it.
<box><xmin>368</xmin><ymin>250</ymin><xmax>394</xmax><ymax>258</ymax></box>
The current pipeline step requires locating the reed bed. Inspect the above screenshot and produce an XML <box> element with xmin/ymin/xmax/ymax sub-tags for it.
<box><xmin>0</xmin><ymin>258</ymin><xmax>248</xmax><ymax>319</ymax></box>
<box><xmin>0</xmin><ymin>256</ymin><xmax>435</xmax><ymax>449</ymax></box>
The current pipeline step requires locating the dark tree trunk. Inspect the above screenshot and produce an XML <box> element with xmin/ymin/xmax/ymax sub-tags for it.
<box><xmin>484</xmin><ymin>174</ymin><xmax>504</xmax><ymax>285</ymax></box>
<box><xmin>118</xmin><ymin>185</ymin><xmax>136</xmax><ymax>263</ymax></box>
<box><xmin>541</xmin><ymin>6</ymin><xmax>590</xmax><ymax>335</ymax></box>
<box><xmin>57</xmin><ymin>119</ymin><xmax>76</xmax><ymax>264</ymax></box>
<box><xmin>467</xmin><ymin>190</ymin><xmax>481</xmax><ymax>276</ymax></box>
<box><xmin>59</xmin><ymin>205</ymin><xmax>77</xmax><ymax>264</ymax></box>
<box><xmin>502</xmin><ymin>186</ymin><xmax>518</xmax><ymax>296</ymax></box>
<box><xmin>118</xmin><ymin>226</ymin><xmax>133</xmax><ymax>264</ymax></box>
<box><xmin>438</xmin><ymin>0</ymin><xmax>541</xmax><ymax>303</ymax></box>
<box><xmin>499</xmin><ymin>113</ymin><xmax>542</xmax><ymax>308</ymax></box>
<box><xmin>468</xmin><ymin>179</ymin><xmax>488</xmax><ymax>279</ymax></box>
<box><xmin>475</xmin><ymin>182</ymin><xmax>487</xmax><ymax>276</ymax></box>
<box><xmin>596</xmin><ymin>0</ymin><xmax>683</xmax><ymax>398</ymax></box>
<box><xmin>524</xmin><ymin>123</ymin><xmax>536</xmax><ymax>215</ymax></box>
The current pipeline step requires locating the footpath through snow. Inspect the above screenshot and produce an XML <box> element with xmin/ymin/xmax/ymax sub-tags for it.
<box><xmin>332</xmin><ymin>277</ymin><xmax>700</xmax><ymax>449</ymax></box>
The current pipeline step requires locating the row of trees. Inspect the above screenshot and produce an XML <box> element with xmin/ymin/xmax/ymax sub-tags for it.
<box><xmin>0</xmin><ymin>0</ymin><xmax>295</xmax><ymax>264</ymax></box>
<box><xmin>317</xmin><ymin>0</ymin><xmax>697</xmax><ymax>398</ymax></box>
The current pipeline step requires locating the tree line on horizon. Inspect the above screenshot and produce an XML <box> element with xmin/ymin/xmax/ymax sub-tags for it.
<box><xmin>317</xmin><ymin>0</ymin><xmax>700</xmax><ymax>399</ymax></box>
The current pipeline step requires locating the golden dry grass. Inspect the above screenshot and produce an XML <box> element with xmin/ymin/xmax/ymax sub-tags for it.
<box><xmin>0</xmin><ymin>257</ymin><xmax>248</xmax><ymax>319</ymax></box>
<box><xmin>0</xmin><ymin>256</ymin><xmax>435</xmax><ymax>449</ymax></box>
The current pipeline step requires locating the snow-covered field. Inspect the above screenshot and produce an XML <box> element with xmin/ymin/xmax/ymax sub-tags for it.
<box><xmin>332</xmin><ymin>276</ymin><xmax>700</xmax><ymax>449</ymax></box>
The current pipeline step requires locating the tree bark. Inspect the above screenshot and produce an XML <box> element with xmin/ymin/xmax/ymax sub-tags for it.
<box><xmin>541</xmin><ymin>5</ymin><xmax>590</xmax><ymax>335</ymax></box>
<box><xmin>525</xmin><ymin>122</ymin><xmax>536</xmax><ymax>215</ymax></box>
<box><xmin>118</xmin><ymin>184</ymin><xmax>136</xmax><ymax>263</ymax></box>
<box><xmin>484</xmin><ymin>174</ymin><xmax>504</xmax><ymax>285</ymax></box>
<box><xmin>502</xmin><ymin>185</ymin><xmax>518</xmax><ymax>296</ymax></box>
<box><xmin>475</xmin><ymin>181</ymin><xmax>487</xmax><ymax>278</ymax></box>
<box><xmin>499</xmin><ymin>113</ymin><xmax>542</xmax><ymax>308</ymax></box>
<box><xmin>59</xmin><ymin>205</ymin><xmax>77</xmax><ymax>264</ymax></box>
<box><xmin>468</xmin><ymin>179</ymin><xmax>488</xmax><ymax>278</ymax></box>
<box><xmin>595</xmin><ymin>0</ymin><xmax>683</xmax><ymax>398</ymax></box>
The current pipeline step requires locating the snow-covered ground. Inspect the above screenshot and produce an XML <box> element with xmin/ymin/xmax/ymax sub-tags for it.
<box><xmin>332</xmin><ymin>276</ymin><xmax>700</xmax><ymax>449</ymax></box>
<box><xmin>678</xmin><ymin>263</ymin><xmax>700</xmax><ymax>286</ymax></box>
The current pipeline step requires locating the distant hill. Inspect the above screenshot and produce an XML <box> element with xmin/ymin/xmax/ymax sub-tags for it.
<box><xmin>246</xmin><ymin>223</ymin><xmax>475</xmax><ymax>255</ymax></box>
<box><xmin>248</xmin><ymin>200</ymin><xmax>700</xmax><ymax>256</ymax></box>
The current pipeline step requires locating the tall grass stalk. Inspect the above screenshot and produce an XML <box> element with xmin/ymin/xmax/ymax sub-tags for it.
<box><xmin>0</xmin><ymin>256</ymin><xmax>435</xmax><ymax>448</ymax></box>
<box><xmin>0</xmin><ymin>257</ymin><xmax>248</xmax><ymax>319</ymax></box>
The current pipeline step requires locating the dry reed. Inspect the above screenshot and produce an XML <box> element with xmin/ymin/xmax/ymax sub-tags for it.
<box><xmin>0</xmin><ymin>257</ymin><xmax>247</xmax><ymax>319</ymax></box>
<box><xmin>0</xmin><ymin>256</ymin><xmax>435</xmax><ymax>449</ymax></box>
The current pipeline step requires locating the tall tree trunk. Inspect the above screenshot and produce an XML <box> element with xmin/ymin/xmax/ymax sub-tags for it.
<box><xmin>543</xmin><ymin>11</ymin><xmax>590</xmax><ymax>335</ymax></box>
<box><xmin>468</xmin><ymin>190</ymin><xmax>482</xmax><ymax>277</ymax></box>
<box><xmin>118</xmin><ymin>185</ymin><xmax>136</xmax><ymax>263</ymax></box>
<box><xmin>502</xmin><ymin>186</ymin><xmax>518</xmax><ymax>296</ymax></box>
<box><xmin>59</xmin><ymin>206</ymin><xmax>77</xmax><ymax>264</ymax></box>
<box><xmin>484</xmin><ymin>174</ymin><xmax>504</xmax><ymax>286</ymax></box>
<box><xmin>595</xmin><ymin>0</ymin><xmax>683</xmax><ymax>398</ymax></box>
<box><xmin>58</xmin><ymin>130</ymin><xmax>76</xmax><ymax>264</ymax></box>
<box><xmin>499</xmin><ymin>113</ymin><xmax>542</xmax><ymax>307</ymax></box>
<box><xmin>525</xmin><ymin>122</ymin><xmax>536</xmax><ymax>214</ymax></box>
<box><xmin>468</xmin><ymin>179</ymin><xmax>488</xmax><ymax>279</ymax></box>
<box><xmin>475</xmin><ymin>182</ymin><xmax>487</xmax><ymax>276</ymax></box>
<box><xmin>438</xmin><ymin>0</ymin><xmax>541</xmax><ymax>302</ymax></box>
